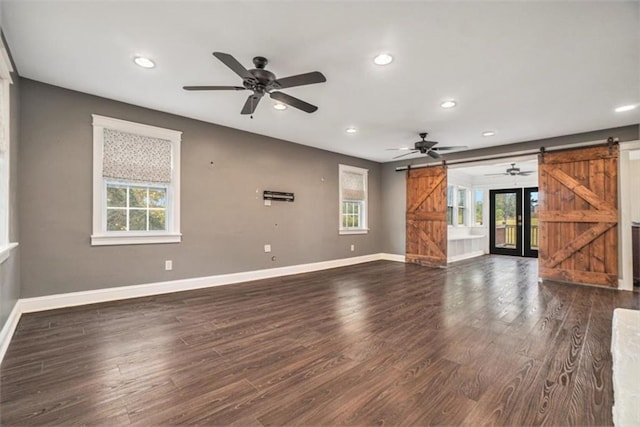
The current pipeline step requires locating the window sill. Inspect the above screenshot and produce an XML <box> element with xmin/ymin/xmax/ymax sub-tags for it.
<box><xmin>0</xmin><ymin>242</ymin><xmax>19</xmax><ymax>265</ymax></box>
<box><xmin>339</xmin><ymin>229</ymin><xmax>369</xmax><ymax>235</ymax></box>
<box><xmin>91</xmin><ymin>233</ymin><xmax>182</xmax><ymax>246</ymax></box>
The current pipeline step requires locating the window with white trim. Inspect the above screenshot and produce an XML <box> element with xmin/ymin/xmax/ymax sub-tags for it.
<box><xmin>457</xmin><ymin>187</ymin><xmax>467</xmax><ymax>226</ymax></box>
<box><xmin>0</xmin><ymin>39</ymin><xmax>16</xmax><ymax>264</ymax></box>
<box><xmin>473</xmin><ymin>189</ymin><xmax>484</xmax><ymax>226</ymax></box>
<box><xmin>91</xmin><ymin>115</ymin><xmax>181</xmax><ymax>246</ymax></box>
<box><xmin>339</xmin><ymin>164</ymin><xmax>368</xmax><ymax>234</ymax></box>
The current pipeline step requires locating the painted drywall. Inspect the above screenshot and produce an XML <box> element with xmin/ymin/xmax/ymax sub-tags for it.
<box><xmin>18</xmin><ymin>79</ymin><xmax>383</xmax><ymax>298</ymax></box>
<box><xmin>381</xmin><ymin>125</ymin><xmax>640</xmax><ymax>256</ymax></box>
<box><xmin>380</xmin><ymin>162</ymin><xmax>406</xmax><ymax>256</ymax></box>
<box><xmin>0</xmin><ymin>54</ymin><xmax>20</xmax><ymax>331</ymax></box>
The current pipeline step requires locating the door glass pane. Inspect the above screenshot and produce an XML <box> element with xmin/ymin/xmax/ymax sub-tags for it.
<box><xmin>494</xmin><ymin>192</ymin><xmax>517</xmax><ymax>249</ymax></box>
<box><xmin>529</xmin><ymin>191</ymin><xmax>539</xmax><ymax>250</ymax></box>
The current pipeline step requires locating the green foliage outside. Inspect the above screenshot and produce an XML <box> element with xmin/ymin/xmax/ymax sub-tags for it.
<box><xmin>106</xmin><ymin>184</ymin><xmax>167</xmax><ymax>231</ymax></box>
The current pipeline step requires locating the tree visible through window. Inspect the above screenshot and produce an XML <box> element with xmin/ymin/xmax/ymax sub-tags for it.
<box><xmin>474</xmin><ymin>189</ymin><xmax>484</xmax><ymax>226</ymax></box>
<box><xmin>106</xmin><ymin>183</ymin><xmax>167</xmax><ymax>231</ymax></box>
<box><xmin>92</xmin><ymin>115</ymin><xmax>182</xmax><ymax>246</ymax></box>
<box><xmin>341</xmin><ymin>201</ymin><xmax>362</xmax><ymax>228</ymax></box>
<box><xmin>457</xmin><ymin>188</ymin><xmax>467</xmax><ymax>226</ymax></box>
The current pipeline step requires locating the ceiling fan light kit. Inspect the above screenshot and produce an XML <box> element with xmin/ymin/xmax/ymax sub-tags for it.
<box><xmin>183</xmin><ymin>52</ymin><xmax>326</xmax><ymax>116</ymax></box>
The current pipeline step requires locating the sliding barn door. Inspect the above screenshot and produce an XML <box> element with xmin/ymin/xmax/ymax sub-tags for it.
<box><xmin>406</xmin><ymin>165</ymin><xmax>448</xmax><ymax>267</ymax></box>
<box><xmin>538</xmin><ymin>145</ymin><xmax>618</xmax><ymax>287</ymax></box>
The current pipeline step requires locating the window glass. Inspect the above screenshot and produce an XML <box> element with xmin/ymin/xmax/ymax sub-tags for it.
<box><xmin>474</xmin><ymin>189</ymin><xmax>484</xmax><ymax>226</ymax></box>
<box><xmin>339</xmin><ymin>164</ymin><xmax>368</xmax><ymax>233</ymax></box>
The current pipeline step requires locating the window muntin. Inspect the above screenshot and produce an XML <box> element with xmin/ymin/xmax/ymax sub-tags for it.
<box><xmin>457</xmin><ymin>187</ymin><xmax>467</xmax><ymax>226</ymax></box>
<box><xmin>105</xmin><ymin>182</ymin><xmax>168</xmax><ymax>232</ymax></box>
<box><xmin>447</xmin><ymin>185</ymin><xmax>454</xmax><ymax>226</ymax></box>
<box><xmin>339</xmin><ymin>164</ymin><xmax>368</xmax><ymax>234</ymax></box>
<box><xmin>341</xmin><ymin>200</ymin><xmax>363</xmax><ymax>229</ymax></box>
<box><xmin>91</xmin><ymin>115</ymin><xmax>181</xmax><ymax>246</ymax></box>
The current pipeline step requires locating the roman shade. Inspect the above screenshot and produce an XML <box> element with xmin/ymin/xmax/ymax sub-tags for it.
<box><xmin>102</xmin><ymin>128</ymin><xmax>172</xmax><ymax>183</ymax></box>
<box><xmin>341</xmin><ymin>170</ymin><xmax>366</xmax><ymax>201</ymax></box>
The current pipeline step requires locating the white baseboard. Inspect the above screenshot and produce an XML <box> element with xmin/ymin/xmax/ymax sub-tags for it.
<box><xmin>380</xmin><ymin>253</ymin><xmax>406</xmax><ymax>262</ymax></box>
<box><xmin>0</xmin><ymin>300</ymin><xmax>22</xmax><ymax>363</ymax></box>
<box><xmin>447</xmin><ymin>250</ymin><xmax>485</xmax><ymax>263</ymax></box>
<box><xmin>19</xmin><ymin>253</ymin><xmax>405</xmax><ymax>314</ymax></box>
<box><xmin>0</xmin><ymin>253</ymin><xmax>404</xmax><ymax>364</ymax></box>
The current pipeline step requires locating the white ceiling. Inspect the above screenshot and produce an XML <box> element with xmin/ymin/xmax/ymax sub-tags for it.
<box><xmin>2</xmin><ymin>1</ymin><xmax>639</xmax><ymax>163</ymax></box>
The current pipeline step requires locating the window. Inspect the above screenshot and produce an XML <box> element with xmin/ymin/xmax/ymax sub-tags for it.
<box><xmin>457</xmin><ymin>187</ymin><xmax>467</xmax><ymax>226</ymax></box>
<box><xmin>91</xmin><ymin>115</ymin><xmax>181</xmax><ymax>246</ymax></box>
<box><xmin>0</xmin><ymin>39</ymin><xmax>17</xmax><ymax>263</ymax></box>
<box><xmin>339</xmin><ymin>164</ymin><xmax>368</xmax><ymax>234</ymax></box>
<box><xmin>105</xmin><ymin>183</ymin><xmax>167</xmax><ymax>231</ymax></box>
<box><xmin>447</xmin><ymin>185</ymin><xmax>454</xmax><ymax>226</ymax></box>
<box><xmin>474</xmin><ymin>189</ymin><xmax>484</xmax><ymax>226</ymax></box>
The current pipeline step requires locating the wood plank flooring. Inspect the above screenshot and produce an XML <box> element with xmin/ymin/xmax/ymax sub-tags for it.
<box><xmin>1</xmin><ymin>256</ymin><xmax>638</xmax><ymax>425</ymax></box>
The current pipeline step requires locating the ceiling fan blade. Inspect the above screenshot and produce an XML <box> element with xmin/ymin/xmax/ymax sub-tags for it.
<box><xmin>212</xmin><ymin>52</ymin><xmax>255</xmax><ymax>81</ymax></box>
<box><xmin>484</xmin><ymin>173</ymin><xmax>509</xmax><ymax>176</ymax></box>
<box><xmin>519</xmin><ymin>171</ymin><xmax>535</xmax><ymax>176</ymax></box>
<box><xmin>392</xmin><ymin>150</ymin><xmax>419</xmax><ymax>160</ymax></box>
<box><xmin>427</xmin><ymin>150</ymin><xmax>441</xmax><ymax>159</ymax></box>
<box><xmin>275</xmin><ymin>71</ymin><xmax>327</xmax><ymax>89</ymax></box>
<box><xmin>270</xmin><ymin>91</ymin><xmax>318</xmax><ymax>113</ymax></box>
<box><xmin>183</xmin><ymin>85</ymin><xmax>246</xmax><ymax>91</ymax></box>
<box><xmin>431</xmin><ymin>145</ymin><xmax>468</xmax><ymax>151</ymax></box>
<box><xmin>241</xmin><ymin>94</ymin><xmax>262</xmax><ymax>115</ymax></box>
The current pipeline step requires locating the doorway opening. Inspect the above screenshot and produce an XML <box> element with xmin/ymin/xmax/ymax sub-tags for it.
<box><xmin>489</xmin><ymin>187</ymin><xmax>538</xmax><ymax>258</ymax></box>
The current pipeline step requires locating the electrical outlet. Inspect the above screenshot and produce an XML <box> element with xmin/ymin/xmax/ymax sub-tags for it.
<box><xmin>264</xmin><ymin>244</ymin><xmax>271</xmax><ymax>253</ymax></box>
<box><xmin>350</xmin><ymin>244</ymin><xmax>355</xmax><ymax>252</ymax></box>
<box><xmin>165</xmin><ymin>260</ymin><xmax>173</xmax><ymax>271</ymax></box>
<box><xmin>264</xmin><ymin>199</ymin><xmax>271</xmax><ymax>206</ymax></box>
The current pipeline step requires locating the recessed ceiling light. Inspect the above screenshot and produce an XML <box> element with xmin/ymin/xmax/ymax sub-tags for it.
<box><xmin>615</xmin><ymin>104</ymin><xmax>637</xmax><ymax>113</ymax></box>
<box><xmin>373</xmin><ymin>53</ymin><xmax>393</xmax><ymax>66</ymax></box>
<box><xmin>482</xmin><ymin>131</ymin><xmax>496</xmax><ymax>137</ymax></box>
<box><xmin>134</xmin><ymin>56</ymin><xmax>155</xmax><ymax>69</ymax></box>
<box><xmin>346</xmin><ymin>127</ymin><xmax>357</xmax><ymax>134</ymax></box>
<box><xmin>440</xmin><ymin>100</ymin><xmax>457</xmax><ymax>109</ymax></box>
<box><xmin>273</xmin><ymin>103</ymin><xmax>287</xmax><ymax>110</ymax></box>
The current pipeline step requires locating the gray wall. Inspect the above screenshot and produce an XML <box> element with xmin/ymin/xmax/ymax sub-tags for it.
<box><xmin>0</xmin><ymin>55</ymin><xmax>20</xmax><ymax>330</ymax></box>
<box><xmin>18</xmin><ymin>79</ymin><xmax>383</xmax><ymax>298</ymax></box>
<box><xmin>381</xmin><ymin>125</ymin><xmax>640</xmax><ymax>255</ymax></box>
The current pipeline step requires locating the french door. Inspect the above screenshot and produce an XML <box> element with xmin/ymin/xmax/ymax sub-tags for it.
<box><xmin>490</xmin><ymin>187</ymin><xmax>538</xmax><ymax>257</ymax></box>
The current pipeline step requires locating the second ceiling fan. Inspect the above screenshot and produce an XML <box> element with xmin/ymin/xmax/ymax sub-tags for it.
<box><xmin>390</xmin><ymin>132</ymin><xmax>467</xmax><ymax>159</ymax></box>
<box><xmin>183</xmin><ymin>52</ymin><xmax>326</xmax><ymax>115</ymax></box>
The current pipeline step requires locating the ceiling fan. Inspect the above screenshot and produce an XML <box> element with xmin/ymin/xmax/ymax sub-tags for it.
<box><xmin>388</xmin><ymin>132</ymin><xmax>467</xmax><ymax>159</ymax></box>
<box><xmin>183</xmin><ymin>52</ymin><xmax>326</xmax><ymax>115</ymax></box>
<box><xmin>485</xmin><ymin>163</ymin><xmax>535</xmax><ymax>176</ymax></box>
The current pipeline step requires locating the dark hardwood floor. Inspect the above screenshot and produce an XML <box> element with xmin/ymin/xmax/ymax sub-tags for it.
<box><xmin>1</xmin><ymin>256</ymin><xmax>638</xmax><ymax>425</ymax></box>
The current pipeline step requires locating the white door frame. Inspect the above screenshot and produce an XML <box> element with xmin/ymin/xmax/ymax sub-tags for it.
<box><xmin>619</xmin><ymin>140</ymin><xmax>640</xmax><ymax>291</ymax></box>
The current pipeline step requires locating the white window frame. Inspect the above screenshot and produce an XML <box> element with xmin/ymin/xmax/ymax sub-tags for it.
<box><xmin>91</xmin><ymin>114</ymin><xmax>182</xmax><ymax>246</ymax></box>
<box><xmin>473</xmin><ymin>188</ymin><xmax>484</xmax><ymax>226</ymax></box>
<box><xmin>447</xmin><ymin>184</ymin><xmax>454</xmax><ymax>227</ymax></box>
<box><xmin>457</xmin><ymin>186</ymin><xmax>468</xmax><ymax>227</ymax></box>
<box><xmin>0</xmin><ymin>39</ymin><xmax>18</xmax><ymax>264</ymax></box>
<box><xmin>339</xmin><ymin>164</ymin><xmax>368</xmax><ymax>235</ymax></box>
